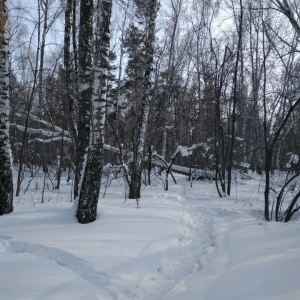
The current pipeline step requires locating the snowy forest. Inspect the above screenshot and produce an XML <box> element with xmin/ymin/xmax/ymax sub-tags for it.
<box><xmin>1</xmin><ymin>0</ymin><xmax>299</xmax><ymax>221</ymax></box>
<box><xmin>1</xmin><ymin>0</ymin><xmax>300</xmax><ymax>299</ymax></box>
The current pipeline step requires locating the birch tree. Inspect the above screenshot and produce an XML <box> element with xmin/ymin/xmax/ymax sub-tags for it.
<box><xmin>64</xmin><ymin>0</ymin><xmax>77</xmax><ymax>143</ymax></box>
<box><xmin>161</xmin><ymin>0</ymin><xmax>183</xmax><ymax>158</ymax></box>
<box><xmin>129</xmin><ymin>0</ymin><xmax>158</xmax><ymax>200</ymax></box>
<box><xmin>76</xmin><ymin>0</ymin><xmax>112</xmax><ymax>224</ymax></box>
<box><xmin>0</xmin><ymin>0</ymin><xmax>13</xmax><ymax>215</ymax></box>
<box><xmin>74</xmin><ymin>0</ymin><xmax>93</xmax><ymax>200</ymax></box>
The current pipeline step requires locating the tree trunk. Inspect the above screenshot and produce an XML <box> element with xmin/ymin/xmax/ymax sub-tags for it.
<box><xmin>284</xmin><ymin>190</ymin><xmax>300</xmax><ymax>222</ymax></box>
<box><xmin>72</xmin><ymin>0</ymin><xmax>79</xmax><ymax>102</ymax></box>
<box><xmin>38</xmin><ymin>0</ymin><xmax>48</xmax><ymax>114</ymax></box>
<box><xmin>214</xmin><ymin>46</ymin><xmax>231</xmax><ymax>197</ymax></box>
<box><xmin>64</xmin><ymin>0</ymin><xmax>77</xmax><ymax>143</ymax></box>
<box><xmin>76</xmin><ymin>0</ymin><xmax>112</xmax><ymax>224</ymax></box>
<box><xmin>129</xmin><ymin>0</ymin><xmax>158</xmax><ymax>199</ymax></box>
<box><xmin>74</xmin><ymin>0</ymin><xmax>93</xmax><ymax>200</ymax></box>
<box><xmin>262</xmin><ymin>6</ymin><xmax>300</xmax><ymax>220</ymax></box>
<box><xmin>0</xmin><ymin>0</ymin><xmax>13</xmax><ymax>215</ymax></box>
<box><xmin>15</xmin><ymin>0</ymin><xmax>41</xmax><ymax>197</ymax></box>
<box><xmin>227</xmin><ymin>0</ymin><xmax>243</xmax><ymax>196</ymax></box>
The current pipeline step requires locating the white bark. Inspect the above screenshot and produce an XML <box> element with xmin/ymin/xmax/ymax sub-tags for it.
<box><xmin>136</xmin><ymin>0</ymin><xmax>158</xmax><ymax>167</ymax></box>
<box><xmin>128</xmin><ymin>0</ymin><xmax>158</xmax><ymax>199</ymax></box>
<box><xmin>0</xmin><ymin>0</ymin><xmax>13</xmax><ymax>215</ymax></box>
<box><xmin>76</xmin><ymin>0</ymin><xmax>112</xmax><ymax>224</ymax></box>
<box><xmin>0</xmin><ymin>2</ymin><xmax>10</xmax><ymax>155</ymax></box>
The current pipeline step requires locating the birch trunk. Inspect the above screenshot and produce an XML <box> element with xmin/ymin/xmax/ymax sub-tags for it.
<box><xmin>129</xmin><ymin>0</ymin><xmax>158</xmax><ymax>200</ymax></box>
<box><xmin>0</xmin><ymin>0</ymin><xmax>13</xmax><ymax>215</ymax></box>
<box><xmin>38</xmin><ymin>0</ymin><xmax>48</xmax><ymax>114</ymax></box>
<box><xmin>74</xmin><ymin>0</ymin><xmax>93</xmax><ymax>200</ymax></box>
<box><xmin>64</xmin><ymin>0</ymin><xmax>77</xmax><ymax>143</ymax></box>
<box><xmin>76</xmin><ymin>0</ymin><xmax>112</xmax><ymax>224</ymax></box>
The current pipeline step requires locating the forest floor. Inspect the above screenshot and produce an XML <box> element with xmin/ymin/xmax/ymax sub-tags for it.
<box><xmin>0</xmin><ymin>170</ymin><xmax>299</xmax><ymax>299</ymax></box>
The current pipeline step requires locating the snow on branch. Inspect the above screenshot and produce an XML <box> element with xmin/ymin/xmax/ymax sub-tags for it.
<box><xmin>174</xmin><ymin>146</ymin><xmax>189</xmax><ymax>157</ymax></box>
<box><xmin>11</xmin><ymin>124</ymin><xmax>64</xmax><ymax>138</ymax></box>
<box><xmin>172</xmin><ymin>142</ymin><xmax>211</xmax><ymax>159</ymax></box>
<box><xmin>28</xmin><ymin>137</ymin><xmax>72</xmax><ymax>144</ymax></box>
<box><xmin>15</xmin><ymin>111</ymin><xmax>70</xmax><ymax>136</ymax></box>
<box><xmin>286</xmin><ymin>153</ymin><xmax>299</xmax><ymax>168</ymax></box>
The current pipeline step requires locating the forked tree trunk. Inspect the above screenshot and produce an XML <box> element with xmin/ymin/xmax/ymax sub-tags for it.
<box><xmin>214</xmin><ymin>46</ymin><xmax>231</xmax><ymax>198</ymax></box>
<box><xmin>76</xmin><ymin>0</ymin><xmax>112</xmax><ymax>224</ymax></box>
<box><xmin>0</xmin><ymin>0</ymin><xmax>13</xmax><ymax>215</ymax></box>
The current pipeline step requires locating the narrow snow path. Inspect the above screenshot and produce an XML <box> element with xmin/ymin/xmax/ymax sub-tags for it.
<box><xmin>127</xmin><ymin>181</ymin><xmax>219</xmax><ymax>299</ymax></box>
<box><xmin>162</xmin><ymin>180</ymin><xmax>232</xmax><ymax>299</ymax></box>
<box><xmin>165</xmin><ymin>181</ymin><xmax>300</xmax><ymax>300</ymax></box>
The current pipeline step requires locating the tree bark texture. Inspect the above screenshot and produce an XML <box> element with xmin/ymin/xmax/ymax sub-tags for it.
<box><xmin>64</xmin><ymin>0</ymin><xmax>78</xmax><ymax>143</ymax></box>
<box><xmin>74</xmin><ymin>0</ymin><xmax>93</xmax><ymax>200</ymax></box>
<box><xmin>0</xmin><ymin>0</ymin><xmax>13</xmax><ymax>215</ymax></box>
<box><xmin>227</xmin><ymin>0</ymin><xmax>243</xmax><ymax>196</ymax></box>
<box><xmin>77</xmin><ymin>0</ymin><xmax>112</xmax><ymax>224</ymax></box>
<box><xmin>129</xmin><ymin>0</ymin><xmax>158</xmax><ymax>199</ymax></box>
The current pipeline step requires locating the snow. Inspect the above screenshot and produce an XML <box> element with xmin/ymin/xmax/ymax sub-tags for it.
<box><xmin>288</xmin><ymin>153</ymin><xmax>299</xmax><ymax>165</ymax></box>
<box><xmin>239</xmin><ymin>162</ymin><xmax>250</xmax><ymax>168</ymax></box>
<box><xmin>0</xmin><ymin>171</ymin><xmax>300</xmax><ymax>299</ymax></box>
<box><xmin>175</xmin><ymin>145</ymin><xmax>189</xmax><ymax>157</ymax></box>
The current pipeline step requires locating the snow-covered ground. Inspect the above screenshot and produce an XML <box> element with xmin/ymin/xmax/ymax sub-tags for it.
<box><xmin>0</xmin><ymin>171</ymin><xmax>299</xmax><ymax>299</ymax></box>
